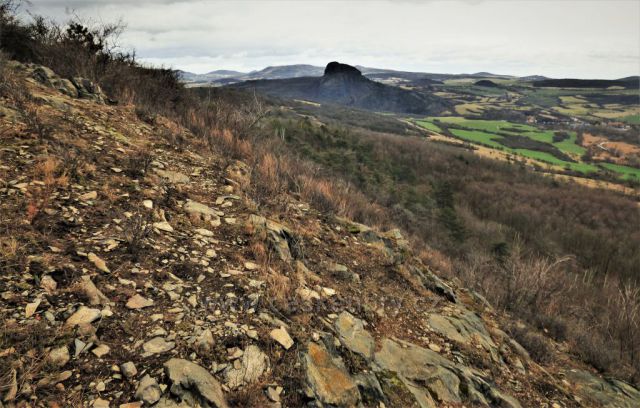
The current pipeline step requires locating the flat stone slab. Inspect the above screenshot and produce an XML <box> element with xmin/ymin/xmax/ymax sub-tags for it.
<box><xmin>334</xmin><ymin>311</ymin><xmax>375</xmax><ymax>359</ymax></box>
<box><xmin>304</xmin><ymin>342</ymin><xmax>360</xmax><ymax>407</ymax></box>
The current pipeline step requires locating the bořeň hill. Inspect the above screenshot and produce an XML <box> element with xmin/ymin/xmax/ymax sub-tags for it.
<box><xmin>229</xmin><ymin>61</ymin><xmax>450</xmax><ymax>115</ymax></box>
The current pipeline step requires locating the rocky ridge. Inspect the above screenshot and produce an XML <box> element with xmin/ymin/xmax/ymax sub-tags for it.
<box><xmin>0</xmin><ymin>61</ymin><xmax>638</xmax><ymax>407</ymax></box>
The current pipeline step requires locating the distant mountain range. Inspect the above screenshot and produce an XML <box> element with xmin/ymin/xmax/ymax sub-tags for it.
<box><xmin>177</xmin><ymin>65</ymin><xmax>324</xmax><ymax>84</ymax></box>
<box><xmin>178</xmin><ymin>65</ymin><xmax>637</xmax><ymax>88</ymax></box>
<box><xmin>227</xmin><ymin>62</ymin><xmax>450</xmax><ymax>115</ymax></box>
<box><xmin>533</xmin><ymin>77</ymin><xmax>640</xmax><ymax>89</ymax></box>
<box><xmin>177</xmin><ymin>64</ymin><xmax>530</xmax><ymax>86</ymax></box>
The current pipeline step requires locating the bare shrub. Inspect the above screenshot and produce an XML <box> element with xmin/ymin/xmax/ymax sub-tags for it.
<box><xmin>574</xmin><ymin>329</ymin><xmax>621</xmax><ymax>373</ymax></box>
<box><xmin>23</xmin><ymin>105</ymin><xmax>54</xmax><ymax>140</ymax></box>
<box><xmin>27</xmin><ymin>156</ymin><xmax>68</xmax><ymax>223</ymax></box>
<box><xmin>508</xmin><ymin>324</ymin><xmax>554</xmax><ymax>364</ymax></box>
<box><xmin>135</xmin><ymin>106</ymin><xmax>156</xmax><ymax>124</ymax></box>
<box><xmin>612</xmin><ymin>282</ymin><xmax>640</xmax><ymax>364</ymax></box>
<box><xmin>532</xmin><ymin>314</ymin><xmax>568</xmax><ymax>342</ymax></box>
<box><xmin>122</xmin><ymin>213</ymin><xmax>152</xmax><ymax>259</ymax></box>
<box><xmin>124</xmin><ymin>148</ymin><xmax>153</xmax><ymax>178</ymax></box>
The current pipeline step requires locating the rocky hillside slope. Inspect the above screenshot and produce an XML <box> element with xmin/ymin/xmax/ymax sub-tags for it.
<box><xmin>0</xmin><ymin>61</ymin><xmax>638</xmax><ymax>408</ymax></box>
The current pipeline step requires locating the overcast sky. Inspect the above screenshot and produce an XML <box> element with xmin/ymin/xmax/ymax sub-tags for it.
<box><xmin>24</xmin><ymin>0</ymin><xmax>640</xmax><ymax>78</ymax></box>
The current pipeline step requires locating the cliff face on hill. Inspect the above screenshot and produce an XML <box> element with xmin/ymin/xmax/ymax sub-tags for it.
<box><xmin>229</xmin><ymin>62</ymin><xmax>450</xmax><ymax>115</ymax></box>
<box><xmin>0</xmin><ymin>61</ymin><xmax>639</xmax><ymax>408</ymax></box>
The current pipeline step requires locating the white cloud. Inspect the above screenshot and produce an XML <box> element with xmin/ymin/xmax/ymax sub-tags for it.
<box><xmin>24</xmin><ymin>0</ymin><xmax>640</xmax><ymax>78</ymax></box>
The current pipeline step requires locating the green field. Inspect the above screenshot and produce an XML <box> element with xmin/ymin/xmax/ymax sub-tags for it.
<box><xmin>415</xmin><ymin>120</ymin><xmax>441</xmax><ymax>133</ymax></box>
<box><xmin>449</xmin><ymin>129</ymin><xmax>504</xmax><ymax>148</ymax></box>
<box><xmin>426</xmin><ymin>117</ymin><xmax>586</xmax><ymax>156</ymax></box>
<box><xmin>416</xmin><ymin>117</ymin><xmax>625</xmax><ymax>178</ymax></box>
<box><xmin>622</xmin><ymin>114</ymin><xmax>640</xmax><ymax>124</ymax></box>
<box><xmin>600</xmin><ymin>163</ymin><xmax>640</xmax><ymax>180</ymax></box>
<box><xmin>429</xmin><ymin>117</ymin><xmax>533</xmax><ymax>133</ymax></box>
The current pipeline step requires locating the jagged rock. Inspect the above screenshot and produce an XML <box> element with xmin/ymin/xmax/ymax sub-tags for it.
<box><xmin>143</xmin><ymin>337</ymin><xmax>175</xmax><ymax>355</ymax></box>
<box><xmin>155</xmin><ymin>169</ymin><xmax>190</xmax><ymax>184</ymax></box>
<box><xmin>47</xmin><ymin>346</ymin><xmax>70</xmax><ymax>368</ymax></box>
<box><xmin>120</xmin><ymin>362</ymin><xmax>138</xmax><ymax>379</ymax></box>
<box><xmin>247</xmin><ymin>215</ymin><xmax>295</xmax><ymax>262</ymax></box>
<box><xmin>334</xmin><ymin>311</ymin><xmax>375</xmax><ymax>359</ymax></box>
<box><xmin>65</xmin><ymin>306</ymin><xmax>101</xmax><ymax>327</ymax></box>
<box><xmin>153</xmin><ymin>221</ymin><xmax>174</xmax><ymax>232</ymax></box>
<box><xmin>184</xmin><ymin>200</ymin><xmax>216</xmax><ymax>217</ymax></box>
<box><xmin>25</xmin><ymin>298</ymin><xmax>41</xmax><ymax>318</ymax></box>
<box><xmin>266</xmin><ymin>386</ymin><xmax>281</xmax><ymax>402</ymax></box>
<box><xmin>374</xmin><ymin>338</ymin><xmax>520</xmax><ymax>407</ymax></box>
<box><xmin>195</xmin><ymin>328</ymin><xmax>214</xmax><ymax>352</ymax></box>
<box><xmin>78</xmin><ymin>275</ymin><xmax>110</xmax><ymax>305</ymax></box>
<box><xmin>184</xmin><ymin>200</ymin><xmax>221</xmax><ymax>226</ymax></box>
<box><xmin>92</xmin><ymin>344</ymin><xmax>110</xmax><ymax>358</ymax></box>
<box><xmin>93</xmin><ymin>398</ymin><xmax>110</xmax><ymax>408</ymax></box>
<box><xmin>297</xmin><ymin>286</ymin><xmax>321</xmax><ymax>302</ymax></box>
<box><xmin>428</xmin><ymin>309</ymin><xmax>499</xmax><ymax>361</ymax></box>
<box><xmin>88</xmin><ymin>252</ymin><xmax>110</xmax><ymax>273</ymax></box>
<box><xmin>135</xmin><ymin>375</ymin><xmax>161</xmax><ymax>405</ymax></box>
<box><xmin>406</xmin><ymin>264</ymin><xmax>456</xmax><ymax>302</ymax></box>
<box><xmin>126</xmin><ymin>294</ymin><xmax>154</xmax><ymax>309</ymax></box>
<box><xmin>327</xmin><ymin>263</ymin><xmax>360</xmax><ymax>283</ymax></box>
<box><xmin>354</xmin><ymin>373</ymin><xmax>387</xmax><ymax>406</ymax></box>
<box><xmin>31</xmin><ymin>65</ymin><xmax>78</xmax><ymax>97</ymax></box>
<box><xmin>74</xmin><ymin>338</ymin><xmax>92</xmax><ymax>357</ymax></box>
<box><xmin>225</xmin><ymin>345</ymin><xmax>270</xmax><ymax>388</ymax></box>
<box><xmin>163</xmin><ymin>358</ymin><xmax>229</xmax><ymax>408</ymax></box>
<box><xmin>71</xmin><ymin>77</ymin><xmax>106</xmax><ymax>102</ymax></box>
<box><xmin>270</xmin><ymin>327</ymin><xmax>294</xmax><ymax>350</ymax></box>
<box><xmin>566</xmin><ymin>369</ymin><xmax>640</xmax><ymax>408</ymax></box>
<box><xmin>40</xmin><ymin>275</ymin><xmax>58</xmax><ymax>294</ymax></box>
<box><xmin>304</xmin><ymin>341</ymin><xmax>361</xmax><ymax>407</ymax></box>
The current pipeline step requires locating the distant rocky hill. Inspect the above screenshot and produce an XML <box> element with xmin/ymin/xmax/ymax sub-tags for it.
<box><xmin>474</xmin><ymin>79</ymin><xmax>500</xmax><ymax>87</ymax></box>
<box><xmin>228</xmin><ymin>62</ymin><xmax>451</xmax><ymax>114</ymax></box>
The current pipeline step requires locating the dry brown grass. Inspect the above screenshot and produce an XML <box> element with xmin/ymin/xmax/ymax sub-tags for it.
<box><xmin>250</xmin><ymin>240</ymin><xmax>269</xmax><ymax>266</ymax></box>
<box><xmin>418</xmin><ymin>246</ymin><xmax>453</xmax><ymax>278</ymax></box>
<box><xmin>264</xmin><ymin>270</ymin><xmax>294</xmax><ymax>312</ymax></box>
<box><xmin>25</xmin><ymin>156</ymin><xmax>69</xmax><ymax>222</ymax></box>
<box><xmin>36</xmin><ymin>156</ymin><xmax>68</xmax><ymax>188</ymax></box>
<box><xmin>0</xmin><ymin>237</ymin><xmax>24</xmax><ymax>273</ymax></box>
<box><xmin>99</xmin><ymin>181</ymin><xmax>120</xmax><ymax>203</ymax></box>
<box><xmin>298</xmin><ymin>175</ymin><xmax>348</xmax><ymax>215</ymax></box>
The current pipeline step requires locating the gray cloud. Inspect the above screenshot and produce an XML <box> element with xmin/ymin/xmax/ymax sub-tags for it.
<box><xmin>24</xmin><ymin>0</ymin><xmax>640</xmax><ymax>78</ymax></box>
